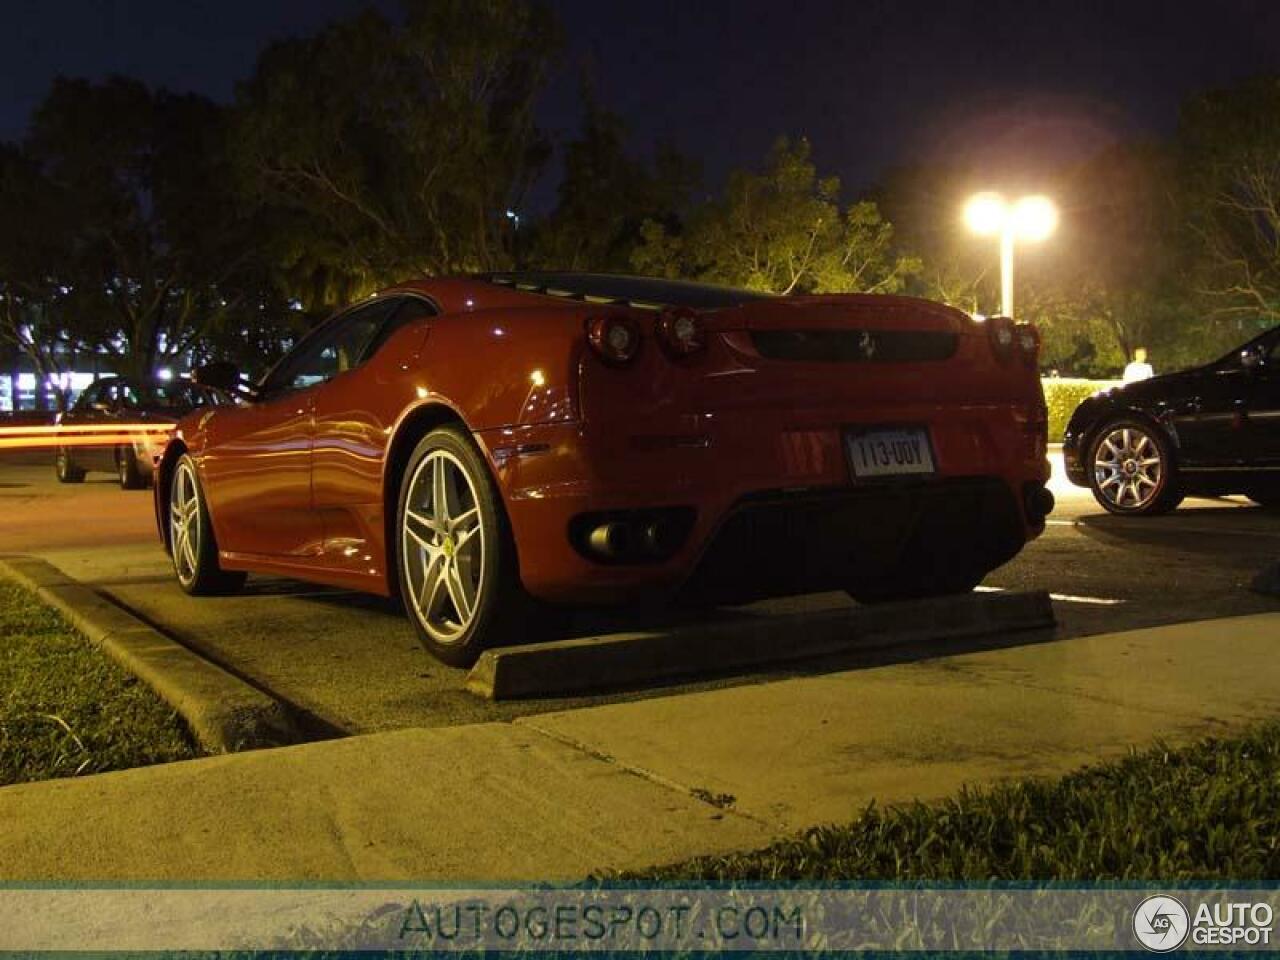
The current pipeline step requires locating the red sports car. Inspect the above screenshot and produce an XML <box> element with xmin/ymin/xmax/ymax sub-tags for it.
<box><xmin>158</xmin><ymin>273</ymin><xmax>1052</xmax><ymax>665</ymax></box>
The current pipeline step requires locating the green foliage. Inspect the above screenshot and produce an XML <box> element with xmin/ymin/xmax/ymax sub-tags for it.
<box><xmin>527</xmin><ymin>93</ymin><xmax>696</xmax><ymax>272</ymax></box>
<box><xmin>642</xmin><ymin>721</ymin><xmax>1280</xmax><ymax>882</ymax></box>
<box><xmin>0</xmin><ymin>143</ymin><xmax>83</xmax><ymax>405</ymax></box>
<box><xmin>1034</xmin><ymin>300</ymin><xmax>1127</xmax><ymax>379</ymax></box>
<box><xmin>1042</xmin><ymin>379</ymin><xmax>1115</xmax><ymax>442</ymax></box>
<box><xmin>634</xmin><ymin>137</ymin><xmax>919</xmax><ymax>295</ymax></box>
<box><xmin>0</xmin><ymin>582</ymin><xmax>197</xmax><ymax>785</ymax></box>
<box><xmin>871</xmin><ymin>161</ymin><xmax>994</xmax><ymax>313</ymax></box>
<box><xmin>1178</xmin><ymin>76</ymin><xmax>1280</xmax><ymax>323</ymax></box>
<box><xmin>3</xmin><ymin>76</ymin><xmax>287</xmax><ymax>380</ymax></box>
<box><xmin>233</xmin><ymin>0</ymin><xmax>559</xmax><ymax>305</ymax></box>
<box><xmin>1026</xmin><ymin>142</ymin><xmax>1209</xmax><ymax>369</ymax></box>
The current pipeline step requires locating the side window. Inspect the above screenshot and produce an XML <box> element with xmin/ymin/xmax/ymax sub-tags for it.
<box><xmin>119</xmin><ymin>381</ymin><xmax>141</xmax><ymax>409</ymax></box>
<box><xmin>1265</xmin><ymin>332</ymin><xmax>1280</xmax><ymax>363</ymax></box>
<box><xmin>76</xmin><ymin>383</ymin><xmax>99</xmax><ymax>411</ymax></box>
<box><xmin>282</xmin><ymin>299</ymin><xmax>399</xmax><ymax>391</ymax></box>
<box><xmin>359</xmin><ymin>298</ymin><xmax>435</xmax><ymax>365</ymax></box>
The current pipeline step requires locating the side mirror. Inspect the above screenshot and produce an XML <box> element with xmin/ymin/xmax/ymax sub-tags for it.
<box><xmin>1241</xmin><ymin>346</ymin><xmax>1267</xmax><ymax>371</ymax></box>
<box><xmin>193</xmin><ymin>361</ymin><xmax>242</xmax><ymax>394</ymax></box>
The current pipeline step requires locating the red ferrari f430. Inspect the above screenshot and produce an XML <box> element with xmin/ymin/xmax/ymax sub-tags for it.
<box><xmin>157</xmin><ymin>273</ymin><xmax>1052</xmax><ymax>665</ymax></box>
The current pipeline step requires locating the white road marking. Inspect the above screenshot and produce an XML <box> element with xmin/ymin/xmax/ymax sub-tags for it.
<box><xmin>1044</xmin><ymin>517</ymin><xmax>1279</xmax><ymax>538</ymax></box>
<box><xmin>975</xmin><ymin>585</ymin><xmax>1125</xmax><ymax>606</ymax></box>
<box><xmin>1127</xmin><ymin>523</ymin><xmax>1280</xmax><ymax>539</ymax></box>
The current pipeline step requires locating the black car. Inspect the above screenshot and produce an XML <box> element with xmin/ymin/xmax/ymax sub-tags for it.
<box><xmin>1064</xmin><ymin>326</ymin><xmax>1280</xmax><ymax>515</ymax></box>
<box><xmin>55</xmin><ymin>376</ymin><xmax>230</xmax><ymax>489</ymax></box>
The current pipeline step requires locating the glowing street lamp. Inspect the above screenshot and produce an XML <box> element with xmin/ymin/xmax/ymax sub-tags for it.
<box><xmin>963</xmin><ymin>192</ymin><xmax>1058</xmax><ymax>318</ymax></box>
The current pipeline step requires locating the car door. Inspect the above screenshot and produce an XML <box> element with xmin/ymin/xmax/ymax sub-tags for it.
<box><xmin>1246</xmin><ymin>330</ymin><xmax>1280</xmax><ymax>466</ymax></box>
<box><xmin>87</xmin><ymin>379</ymin><xmax>126</xmax><ymax>470</ymax></box>
<box><xmin>1168</xmin><ymin>364</ymin><xmax>1252</xmax><ymax>467</ymax></box>
<box><xmin>310</xmin><ymin>296</ymin><xmax>434</xmax><ymax>574</ymax></box>
<box><xmin>198</xmin><ymin>307</ymin><xmax>391</xmax><ymax>559</ymax></box>
<box><xmin>59</xmin><ymin>382</ymin><xmax>100</xmax><ymax>473</ymax></box>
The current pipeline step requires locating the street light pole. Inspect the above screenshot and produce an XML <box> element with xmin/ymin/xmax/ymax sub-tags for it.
<box><xmin>1000</xmin><ymin>228</ymin><xmax>1015</xmax><ymax>318</ymax></box>
<box><xmin>963</xmin><ymin>192</ymin><xmax>1058</xmax><ymax>319</ymax></box>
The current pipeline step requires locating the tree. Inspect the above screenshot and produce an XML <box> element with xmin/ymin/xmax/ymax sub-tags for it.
<box><xmin>871</xmin><ymin>162</ymin><xmax>995</xmax><ymax>313</ymax></box>
<box><xmin>528</xmin><ymin>92</ymin><xmax>696</xmax><ymax>272</ymax></box>
<box><xmin>1179</xmin><ymin>76</ymin><xmax>1280</xmax><ymax>325</ymax></box>
<box><xmin>22</xmin><ymin>76</ymin><xmax>276</xmax><ymax>381</ymax></box>
<box><xmin>634</xmin><ymin>137</ymin><xmax>918</xmax><ymax>294</ymax></box>
<box><xmin>233</xmin><ymin>0</ymin><xmax>559</xmax><ymax>305</ymax></box>
<box><xmin>0</xmin><ymin>142</ymin><xmax>86</xmax><ymax>408</ymax></box>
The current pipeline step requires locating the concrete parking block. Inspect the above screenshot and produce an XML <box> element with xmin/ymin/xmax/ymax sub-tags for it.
<box><xmin>0</xmin><ymin>555</ymin><xmax>299</xmax><ymax>752</ymax></box>
<box><xmin>467</xmin><ymin>590</ymin><xmax>1055</xmax><ymax>699</ymax></box>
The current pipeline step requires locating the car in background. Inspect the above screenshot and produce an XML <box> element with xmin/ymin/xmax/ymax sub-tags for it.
<box><xmin>156</xmin><ymin>272</ymin><xmax>1053</xmax><ymax>667</ymax></box>
<box><xmin>56</xmin><ymin>377</ymin><xmax>230</xmax><ymax>489</ymax></box>
<box><xmin>1063</xmin><ymin>325</ymin><xmax>1280</xmax><ymax>515</ymax></box>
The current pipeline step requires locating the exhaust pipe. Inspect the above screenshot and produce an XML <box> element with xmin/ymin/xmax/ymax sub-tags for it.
<box><xmin>575</xmin><ymin>507</ymin><xmax>695</xmax><ymax>563</ymax></box>
<box><xmin>1024</xmin><ymin>485</ymin><xmax>1055</xmax><ymax>523</ymax></box>
<box><xmin>641</xmin><ymin>520</ymin><xmax>675</xmax><ymax>557</ymax></box>
<box><xmin>587</xmin><ymin>522</ymin><xmax>632</xmax><ymax>559</ymax></box>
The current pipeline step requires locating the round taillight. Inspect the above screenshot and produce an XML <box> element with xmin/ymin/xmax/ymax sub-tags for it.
<box><xmin>1015</xmin><ymin>323</ymin><xmax>1040</xmax><ymax>362</ymax></box>
<box><xmin>656</xmin><ymin>307</ymin><xmax>707</xmax><ymax>357</ymax></box>
<box><xmin>586</xmin><ymin>316</ymin><xmax>641</xmax><ymax>364</ymax></box>
<box><xmin>989</xmin><ymin>315</ymin><xmax>1015</xmax><ymax>359</ymax></box>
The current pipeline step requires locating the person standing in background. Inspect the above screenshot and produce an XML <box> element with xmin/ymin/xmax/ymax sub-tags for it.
<box><xmin>1123</xmin><ymin>347</ymin><xmax>1155</xmax><ymax>383</ymax></box>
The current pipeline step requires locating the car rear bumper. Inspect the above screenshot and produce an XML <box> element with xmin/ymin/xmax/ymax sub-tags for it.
<box><xmin>1061</xmin><ymin>433</ymin><xmax>1089</xmax><ymax>486</ymax></box>
<box><xmin>479</xmin><ymin>402</ymin><xmax>1050</xmax><ymax>604</ymax></box>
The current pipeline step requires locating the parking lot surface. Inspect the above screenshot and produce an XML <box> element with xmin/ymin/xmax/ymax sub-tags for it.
<box><xmin>2</xmin><ymin>451</ymin><xmax>1277</xmax><ymax>736</ymax></box>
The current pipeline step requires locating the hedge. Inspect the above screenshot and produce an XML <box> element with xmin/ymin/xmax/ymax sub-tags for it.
<box><xmin>1041</xmin><ymin>378</ymin><xmax>1120</xmax><ymax>443</ymax></box>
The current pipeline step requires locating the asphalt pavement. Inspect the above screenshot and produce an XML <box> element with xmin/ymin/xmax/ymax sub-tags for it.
<box><xmin>1</xmin><ymin>450</ymin><xmax>1277</xmax><ymax>736</ymax></box>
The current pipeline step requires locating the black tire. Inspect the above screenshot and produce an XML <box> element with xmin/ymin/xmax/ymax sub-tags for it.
<box><xmin>395</xmin><ymin>426</ymin><xmax>532</xmax><ymax>667</ymax></box>
<box><xmin>1086</xmin><ymin>418</ymin><xmax>1183</xmax><ymax>516</ymax></box>
<box><xmin>168</xmin><ymin>454</ymin><xmax>246</xmax><ymax>596</ymax></box>
<box><xmin>55</xmin><ymin>447</ymin><xmax>85</xmax><ymax>483</ymax></box>
<box><xmin>117</xmin><ymin>447</ymin><xmax>146</xmax><ymax>490</ymax></box>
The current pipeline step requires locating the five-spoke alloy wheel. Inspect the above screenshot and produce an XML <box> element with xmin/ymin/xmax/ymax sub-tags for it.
<box><xmin>169</xmin><ymin>454</ymin><xmax>246</xmax><ymax>595</ymax></box>
<box><xmin>397</xmin><ymin>427</ymin><xmax>523</xmax><ymax>666</ymax></box>
<box><xmin>1087</xmin><ymin>420</ymin><xmax>1182</xmax><ymax>516</ymax></box>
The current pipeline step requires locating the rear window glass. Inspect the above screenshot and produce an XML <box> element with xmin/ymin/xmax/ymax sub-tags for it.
<box><xmin>484</xmin><ymin>272</ymin><xmax>770</xmax><ymax>310</ymax></box>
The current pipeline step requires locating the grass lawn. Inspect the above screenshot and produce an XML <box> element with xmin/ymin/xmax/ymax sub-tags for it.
<box><xmin>645</xmin><ymin>723</ymin><xmax>1280</xmax><ymax>883</ymax></box>
<box><xmin>0</xmin><ymin>580</ymin><xmax>198</xmax><ymax>785</ymax></box>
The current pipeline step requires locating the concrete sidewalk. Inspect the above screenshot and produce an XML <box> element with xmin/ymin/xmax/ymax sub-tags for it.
<box><xmin>1</xmin><ymin>612</ymin><xmax>1278</xmax><ymax>881</ymax></box>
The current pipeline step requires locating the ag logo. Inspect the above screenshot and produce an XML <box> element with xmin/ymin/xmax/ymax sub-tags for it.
<box><xmin>858</xmin><ymin>330</ymin><xmax>877</xmax><ymax>360</ymax></box>
<box><xmin>1133</xmin><ymin>895</ymin><xmax>1190</xmax><ymax>952</ymax></box>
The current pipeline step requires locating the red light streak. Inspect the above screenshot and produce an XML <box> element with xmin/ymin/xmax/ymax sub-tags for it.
<box><xmin>0</xmin><ymin>423</ymin><xmax>174</xmax><ymax>450</ymax></box>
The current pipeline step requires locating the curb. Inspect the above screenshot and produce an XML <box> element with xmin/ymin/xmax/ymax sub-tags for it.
<box><xmin>0</xmin><ymin>556</ymin><xmax>301</xmax><ymax>752</ymax></box>
<box><xmin>468</xmin><ymin>590</ymin><xmax>1056</xmax><ymax>700</ymax></box>
<box><xmin>1251</xmin><ymin>561</ymin><xmax>1280</xmax><ymax>598</ymax></box>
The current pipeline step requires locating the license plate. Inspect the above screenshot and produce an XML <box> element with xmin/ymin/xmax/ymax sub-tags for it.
<box><xmin>845</xmin><ymin>427</ymin><xmax>936</xmax><ymax>478</ymax></box>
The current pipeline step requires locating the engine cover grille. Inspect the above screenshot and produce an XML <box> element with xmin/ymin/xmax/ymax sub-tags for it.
<box><xmin>751</xmin><ymin>329</ymin><xmax>958</xmax><ymax>363</ymax></box>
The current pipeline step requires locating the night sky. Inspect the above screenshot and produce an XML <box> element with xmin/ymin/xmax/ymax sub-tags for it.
<box><xmin>3</xmin><ymin>0</ymin><xmax>1279</xmax><ymax>209</ymax></box>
